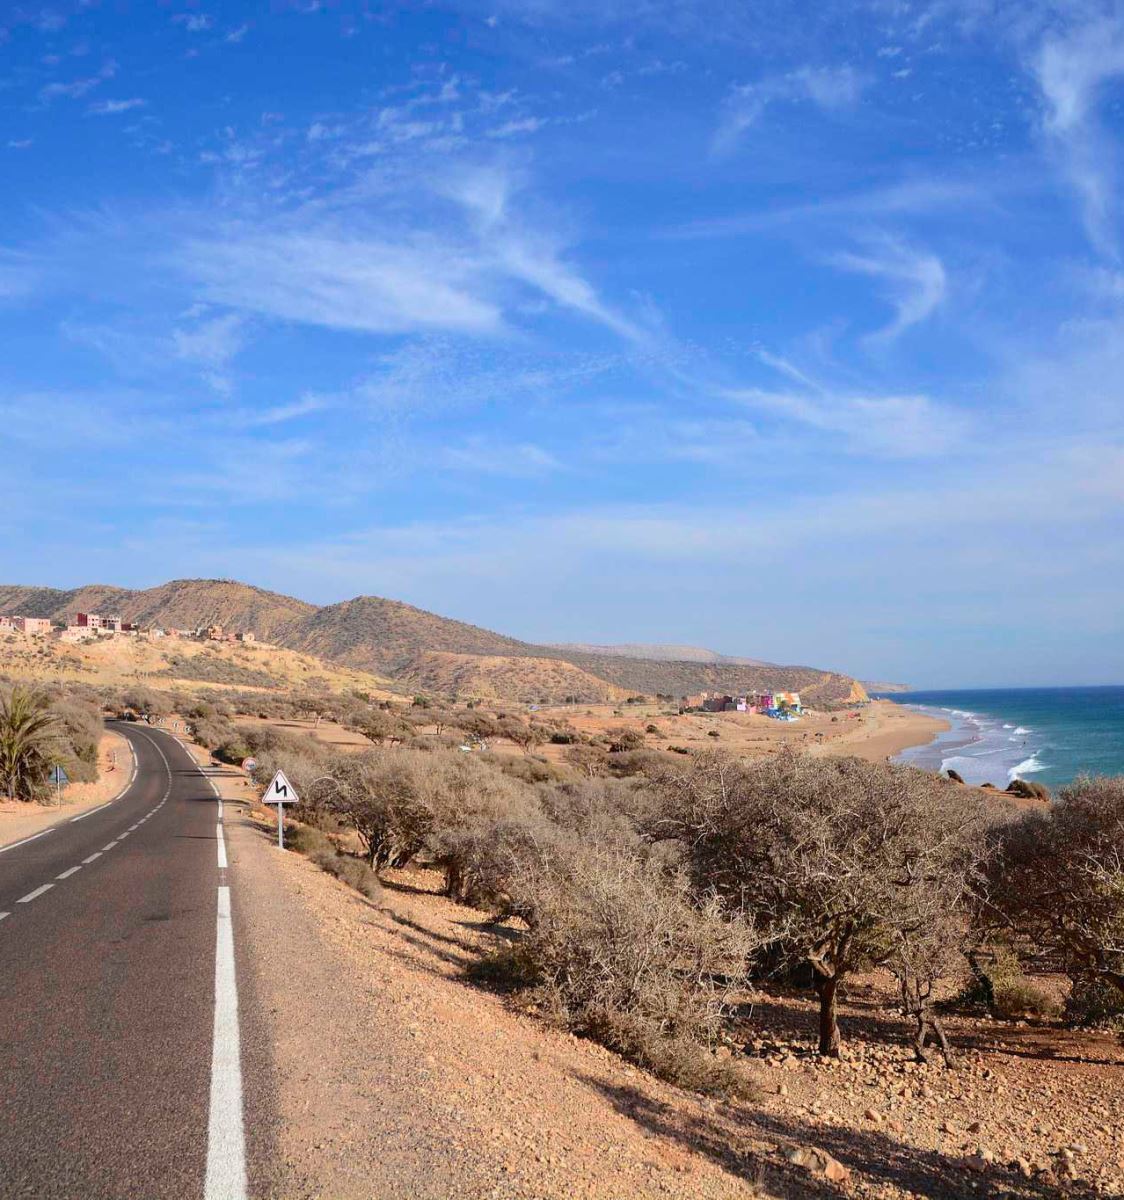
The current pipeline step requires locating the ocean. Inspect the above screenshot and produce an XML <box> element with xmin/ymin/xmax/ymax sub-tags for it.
<box><xmin>874</xmin><ymin>686</ymin><xmax>1124</xmax><ymax>790</ymax></box>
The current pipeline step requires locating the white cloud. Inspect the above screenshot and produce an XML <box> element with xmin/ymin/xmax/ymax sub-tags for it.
<box><xmin>723</xmin><ymin>384</ymin><xmax>964</xmax><ymax>457</ymax></box>
<box><xmin>713</xmin><ymin>65</ymin><xmax>867</xmax><ymax>154</ymax></box>
<box><xmin>440</xmin><ymin>437</ymin><xmax>561</xmax><ymax>476</ymax></box>
<box><xmin>1032</xmin><ymin>14</ymin><xmax>1124</xmax><ymax>255</ymax></box>
<box><xmin>172</xmin><ymin>13</ymin><xmax>212</xmax><ymax>31</ymax></box>
<box><xmin>828</xmin><ymin>235</ymin><xmax>947</xmax><ymax>341</ymax></box>
<box><xmin>172</xmin><ymin>312</ymin><xmax>245</xmax><ymax>368</ymax></box>
<box><xmin>87</xmin><ymin>98</ymin><xmax>146</xmax><ymax>116</ymax></box>
<box><xmin>40</xmin><ymin>58</ymin><xmax>116</xmax><ymax>101</ymax></box>
<box><xmin>179</xmin><ymin>229</ymin><xmax>504</xmax><ymax>336</ymax></box>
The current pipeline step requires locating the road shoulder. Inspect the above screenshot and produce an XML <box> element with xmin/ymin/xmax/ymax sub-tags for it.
<box><xmin>0</xmin><ymin>729</ymin><xmax>135</xmax><ymax>849</ymax></box>
<box><xmin>226</xmin><ymin>808</ymin><xmax>757</xmax><ymax>1200</ymax></box>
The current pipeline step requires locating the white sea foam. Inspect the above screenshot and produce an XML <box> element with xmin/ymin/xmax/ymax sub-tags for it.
<box><xmin>1013</xmin><ymin>726</ymin><xmax>1031</xmax><ymax>735</ymax></box>
<box><xmin>1008</xmin><ymin>755</ymin><xmax>1047</xmax><ymax>780</ymax></box>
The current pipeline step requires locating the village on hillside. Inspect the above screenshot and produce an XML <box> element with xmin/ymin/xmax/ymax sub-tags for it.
<box><xmin>0</xmin><ymin>611</ymin><xmax>260</xmax><ymax>646</ymax></box>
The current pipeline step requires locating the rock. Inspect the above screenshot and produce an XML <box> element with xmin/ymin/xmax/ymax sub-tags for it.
<box><xmin>864</xmin><ymin>1108</ymin><xmax>884</xmax><ymax>1124</ymax></box>
<box><xmin>787</xmin><ymin>1147</ymin><xmax>850</xmax><ymax>1184</ymax></box>
<box><xmin>1013</xmin><ymin>1157</ymin><xmax>1033</xmax><ymax>1178</ymax></box>
<box><xmin>967</xmin><ymin>1121</ymin><xmax>982</xmax><ymax>1134</ymax></box>
<box><xmin>964</xmin><ymin>1149</ymin><xmax>995</xmax><ymax>1173</ymax></box>
<box><xmin>775</xmin><ymin>1083</ymin><xmax>788</xmax><ymax>1097</ymax></box>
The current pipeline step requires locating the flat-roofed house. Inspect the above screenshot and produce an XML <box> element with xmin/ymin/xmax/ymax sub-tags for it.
<box><xmin>13</xmin><ymin>617</ymin><xmax>52</xmax><ymax>634</ymax></box>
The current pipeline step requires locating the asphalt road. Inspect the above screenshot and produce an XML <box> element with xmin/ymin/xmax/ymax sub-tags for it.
<box><xmin>0</xmin><ymin>722</ymin><xmax>268</xmax><ymax>1200</ymax></box>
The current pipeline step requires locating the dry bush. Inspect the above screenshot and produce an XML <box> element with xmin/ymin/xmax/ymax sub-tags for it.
<box><xmin>985</xmin><ymin>776</ymin><xmax>1124</xmax><ymax>1017</ymax></box>
<box><xmin>287</xmin><ymin>820</ymin><xmax>383</xmax><ymax>901</ymax></box>
<box><xmin>656</xmin><ymin>751</ymin><xmax>990</xmax><ymax>1056</ymax></box>
<box><xmin>477</xmin><ymin>841</ymin><xmax>754</xmax><ymax>1092</ymax></box>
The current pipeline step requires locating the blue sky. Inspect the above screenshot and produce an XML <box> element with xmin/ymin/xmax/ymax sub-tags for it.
<box><xmin>2</xmin><ymin>0</ymin><xmax>1123</xmax><ymax>687</ymax></box>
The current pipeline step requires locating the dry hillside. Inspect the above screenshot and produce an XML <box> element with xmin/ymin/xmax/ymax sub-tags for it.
<box><xmin>0</xmin><ymin>578</ymin><xmax>867</xmax><ymax>705</ymax></box>
<box><xmin>0</xmin><ymin>628</ymin><xmax>397</xmax><ymax>699</ymax></box>
<box><xmin>0</xmin><ymin>579</ymin><xmax>315</xmax><ymax>642</ymax></box>
<box><xmin>548</xmin><ymin>642</ymin><xmax>770</xmax><ymax>666</ymax></box>
<box><xmin>395</xmin><ymin>650</ymin><xmax>628</xmax><ymax>704</ymax></box>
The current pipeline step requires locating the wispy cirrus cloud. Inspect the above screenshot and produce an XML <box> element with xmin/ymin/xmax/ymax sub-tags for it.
<box><xmin>713</xmin><ymin>65</ymin><xmax>867</xmax><ymax>155</ymax></box>
<box><xmin>1032</xmin><ymin>13</ymin><xmax>1124</xmax><ymax>257</ymax></box>
<box><xmin>87</xmin><ymin>98</ymin><xmax>146</xmax><ymax>116</ymax></box>
<box><xmin>827</xmin><ymin>235</ymin><xmax>947</xmax><ymax>342</ymax></box>
<box><xmin>40</xmin><ymin>58</ymin><xmax>116</xmax><ymax>102</ymax></box>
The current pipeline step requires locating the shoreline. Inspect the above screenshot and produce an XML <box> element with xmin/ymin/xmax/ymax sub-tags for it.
<box><xmin>818</xmin><ymin>699</ymin><xmax>950</xmax><ymax>765</ymax></box>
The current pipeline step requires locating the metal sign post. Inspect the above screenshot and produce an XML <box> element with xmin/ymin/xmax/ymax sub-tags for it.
<box><xmin>49</xmin><ymin>764</ymin><xmax>69</xmax><ymax>806</ymax></box>
<box><xmin>262</xmin><ymin>769</ymin><xmax>300</xmax><ymax>849</ymax></box>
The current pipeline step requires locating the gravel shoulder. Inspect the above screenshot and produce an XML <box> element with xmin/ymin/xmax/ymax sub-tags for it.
<box><xmin>226</xmin><ymin>806</ymin><xmax>758</xmax><ymax>1200</ymax></box>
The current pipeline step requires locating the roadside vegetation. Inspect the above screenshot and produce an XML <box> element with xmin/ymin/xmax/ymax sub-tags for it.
<box><xmin>0</xmin><ymin>684</ymin><xmax>103</xmax><ymax>802</ymax></box>
<box><xmin>167</xmin><ymin>688</ymin><xmax>1124</xmax><ymax>1100</ymax></box>
<box><xmin>29</xmin><ymin>671</ymin><xmax>1123</xmax><ymax>1102</ymax></box>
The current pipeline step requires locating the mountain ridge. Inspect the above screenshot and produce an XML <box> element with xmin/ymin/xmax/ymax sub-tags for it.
<box><xmin>0</xmin><ymin>578</ymin><xmax>865</xmax><ymax>705</ymax></box>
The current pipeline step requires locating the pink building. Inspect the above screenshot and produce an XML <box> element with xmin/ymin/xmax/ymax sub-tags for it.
<box><xmin>13</xmin><ymin>617</ymin><xmax>52</xmax><ymax>634</ymax></box>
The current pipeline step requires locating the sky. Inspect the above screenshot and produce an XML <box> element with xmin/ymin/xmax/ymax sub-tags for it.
<box><xmin>2</xmin><ymin>0</ymin><xmax>1124</xmax><ymax>688</ymax></box>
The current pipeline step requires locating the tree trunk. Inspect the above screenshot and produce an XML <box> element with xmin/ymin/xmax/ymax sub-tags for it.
<box><xmin>815</xmin><ymin>973</ymin><xmax>841</xmax><ymax>1056</ymax></box>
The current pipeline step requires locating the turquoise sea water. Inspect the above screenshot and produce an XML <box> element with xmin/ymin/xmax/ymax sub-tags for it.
<box><xmin>874</xmin><ymin>687</ymin><xmax>1124</xmax><ymax>790</ymax></box>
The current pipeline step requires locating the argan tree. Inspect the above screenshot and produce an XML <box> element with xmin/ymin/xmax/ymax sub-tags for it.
<box><xmin>656</xmin><ymin>751</ymin><xmax>988</xmax><ymax>1056</ymax></box>
<box><xmin>983</xmin><ymin>776</ymin><xmax>1124</xmax><ymax>1014</ymax></box>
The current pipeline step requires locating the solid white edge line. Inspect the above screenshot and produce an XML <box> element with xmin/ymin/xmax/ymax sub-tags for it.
<box><xmin>56</xmin><ymin>866</ymin><xmax>81</xmax><ymax>880</ymax></box>
<box><xmin>70</xmin><ymin>801</ymin><xmax>112</xmax><ymax>823</ymax></box>
<box><xmin>204</xmin><ymin>886</ymin><xmax>247</xmax><ymax>1200</ymax></box>
<box><xmin>17</xmin><ymin>884</ymin><xmax>53</xmax><ymax>904</ymax></box>
<box><xmin>217</xmin><ymin>824</ymin><xmax>228</xmax><ymax>870</ymax></box>
<box><xmin>0</xmin><ymin>827</ymin><xmax>56</xmax><ymax>855</ymax></box>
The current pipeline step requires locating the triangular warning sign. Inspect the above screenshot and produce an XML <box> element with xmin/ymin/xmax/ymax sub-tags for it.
<box><xmin>263</xmin><ymin>769</ymin><xmax>300</xmax><ymax>805</ymax></box>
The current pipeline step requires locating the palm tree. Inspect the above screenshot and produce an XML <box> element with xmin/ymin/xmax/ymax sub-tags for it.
<box><xmin>0</xmin><ymin>687</ymin><xmax>61</xmax><ymax>802</ymax></box>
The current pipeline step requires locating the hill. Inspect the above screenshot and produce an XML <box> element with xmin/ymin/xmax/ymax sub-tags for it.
<box><xmin>546</xmin><ymin>642</ymin><xmax>770</xmax><ymax>666</ymax></box>
<box><xmin>283</xmin><ymin>595</ymin><xmax>529</xmax><ymax>674</ymax></box>
<box><xmin>0</xmin><ymin>579</ymin><xmax>315</xmax><ymax>642</ymax></box>
<box><xmin>0</xmin><ymin>579</ymin><xmax>866</xmax><ymax>706</ymax></box>
<box><xmin>0</xmin><ymin>624</ymin><xmax>398</xmax><ymax>698</ymax></box>
<box><xmin>395</xmin><ymin>651</ymin><xmax>628</xmax><ymax>704</ymax></box>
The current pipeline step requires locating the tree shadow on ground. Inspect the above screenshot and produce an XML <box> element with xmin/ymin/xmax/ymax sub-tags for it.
<box><xmin>576</xmin><ymin>1073</ymin><xmax>1100</xmax><ymax>1200</ymax></box>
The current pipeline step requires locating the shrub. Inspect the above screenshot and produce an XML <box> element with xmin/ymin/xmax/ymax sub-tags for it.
<box><xmin>994</xmin><ymin>978</ymin><xmax>1062</xmax><ymax>1020</ymax></box>
<box><xmin>286</xmin><ymin>821</ymin><xmax>382</xmax><ymax>902</ymax></box>
<box><xmin>479</xmin><ymin>840</ymin><xmax>755</xmax><ymax>1091</ymax></box>
<box><xmin>657</xmin><ymin>752</ymin><xmax>989</xmax><ymax>1057</ymax></box>
<box><xmin>1066</xmin><ymin>975</ymin><xmax>1124</xmax><ymax>1029</ymax></box>
<box><xmin>983</xmin><ymin>775</ymin><xmax>1124</xmax><ymax>1011</ymax></box>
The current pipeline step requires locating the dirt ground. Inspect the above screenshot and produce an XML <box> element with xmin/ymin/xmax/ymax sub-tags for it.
<box><xmin>0</xmin><ymin>729</ymin><xmax>134</xmax><ymax>849</ymax></box>
<box><xmin>224</xmin><ymin>781</ymin><xmax>1122</xmax><ymax>1199</ymax></box>
<box><xmin>182</xmin><ymin>723</ymin><xmax>1118</xmax><ymax>1200</ymax></box>
<box><xmin>244</xmin><ymin>700</ymin><xmax>949</xmax><ymax>774</ymax></box>
<box><xmin>524</xmin><ymin>699</ymin><xmax>947</xmax><ymax>767</ymax></box>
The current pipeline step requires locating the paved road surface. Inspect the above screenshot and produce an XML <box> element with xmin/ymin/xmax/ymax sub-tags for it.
<box><xmin>0</xmin><ymin>722</ymin><xmax>269</xmax><ymax>1199</ymax></box>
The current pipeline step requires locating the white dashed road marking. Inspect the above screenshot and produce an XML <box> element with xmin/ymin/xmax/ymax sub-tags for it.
<box><xmin>17</xmin><ymin>884</ymin><xmax>53</xmax><ymax>904</ymax></box>
<box><xmin>56</xmin><ymin>866</ymin><xmax>81</xmax><ymax>880</ymax></box>
<box><xmin>102</xmin><ymin>842</ymin><xmax>119</xmax><ymax>852</ymax></box>
<box><xmin>82</xmin><ymin>853</ymin><xmax>102</xmax><ymax>864</ymax></box>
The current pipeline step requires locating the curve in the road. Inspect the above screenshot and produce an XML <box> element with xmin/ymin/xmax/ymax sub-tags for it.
<box><xmin>0</xmin><ymin>723</ymin><xmax>251</xmax><ymax>1200</ymax></box>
